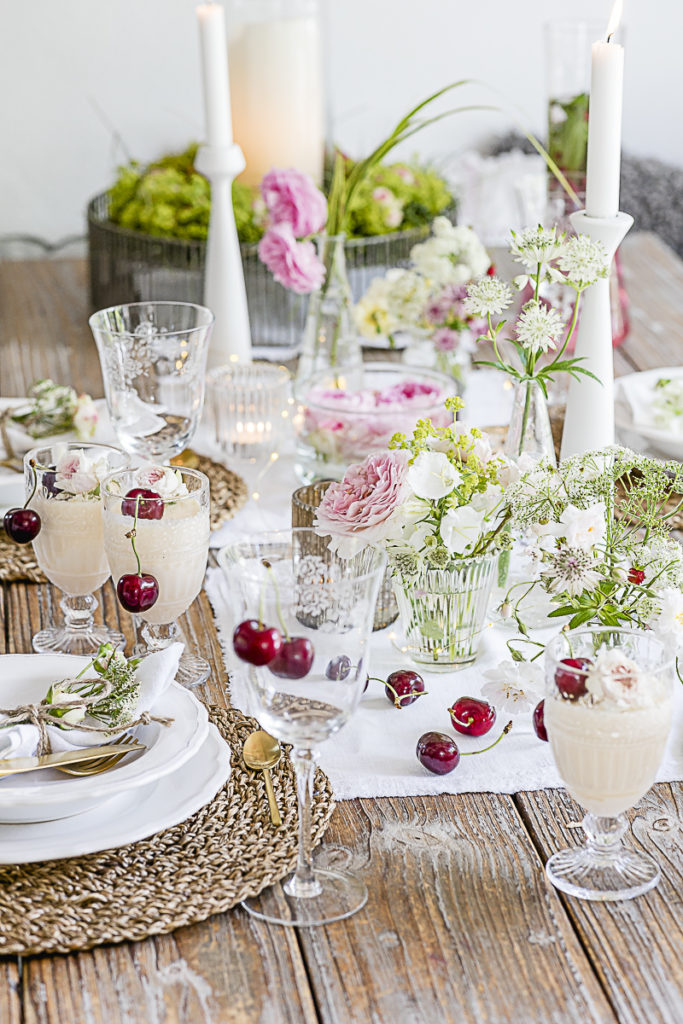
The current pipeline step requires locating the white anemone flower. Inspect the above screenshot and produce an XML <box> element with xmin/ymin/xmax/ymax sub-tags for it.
<box><xmin>407</xmin><ymin>451</ymin><xmax>461</xmax><ymax>500</ymax></box>
<box><xmin>439</xmin><ymin>505</ymin><xmax>485</xmax><ymax>555</ymax></box>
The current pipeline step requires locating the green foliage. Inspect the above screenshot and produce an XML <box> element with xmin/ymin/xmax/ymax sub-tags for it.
<box><xmin>548</xmin><ymin>92</ymin><xmax>589</xmax><ymax>175</ymax></box>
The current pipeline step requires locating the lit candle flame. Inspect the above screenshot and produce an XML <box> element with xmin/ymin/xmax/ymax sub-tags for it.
<box><xmin>606</xmin><ymin>0</ymin><xmax>623</xmax><ymax>42</ymax></box>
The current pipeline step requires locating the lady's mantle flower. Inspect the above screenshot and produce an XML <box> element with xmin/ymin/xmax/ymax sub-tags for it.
<box><xmin>510</xmin><ymin>226</ymin><xmax>565</xmax><ymax>271</ymax></box>
<box><xmin>541</xmin><ymin>547</ymin><xmax>602</xmax><ymax>597</ymax></box>
<box><xmin>463</xmin><ymin>277</ymin><xmax>512</xmax><ymax>318</ymax></box>
<box><xmin>558</xmin><ymin>235</ymin><xmax>609</xmax><ymax>289</ymax></box>
<box><xmin>481</xmin><ymin>660</ymin><xmax>544</xmax><ymax>714</ymax></box>
<box><xmin>515</xmin><ymin>301</ymin><xmax>565</xmax><ymax>354</ymax></box>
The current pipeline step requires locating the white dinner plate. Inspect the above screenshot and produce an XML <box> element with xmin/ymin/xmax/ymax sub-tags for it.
<box><xmin>0</xmin><ymin>654</ymin><xmax>209</xmax><ymax>823</ymax></box>
<box><xmin>615</xmin><ymin>368</ymin><xmax>683</xmax><ymax>461</ymax></box>
<box><xmin>0</xmin><ymin>722</ymin><xmax>231</xmax><ymax>863</ymax></box>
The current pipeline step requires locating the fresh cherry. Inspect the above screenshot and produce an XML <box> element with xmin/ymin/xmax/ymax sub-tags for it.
<box><xmin>326</xmin><ymin>654</ymin><xmax>352</xmax><ymax>680</ymax></box>
<box><xmin>532</xmin><ymin>699</ymin><xmax>548</xmax><ymax>742</ymax></box>
<box><xmin>554</xmin><ymin>657</ymin><xmax>592</xmax><ymax>700</ymax></box>
<box><xmin>121</xmin><ymin>488</ymin><xmax>164</xmax><ymax>520</ymax></box>
<box><xmin>269</xmin><ymin>637</ymin><xmax>315</xmax><ymax>679</ymax></box>
<box><xmin>3</xmin><ymin>507</ymin><xmax>41</xmax><ymax>544</ymax></box>
<box><xmin>233</xmin><ymin>619</ymin><xmax>282</xmax><ymax>666</ymax></box>
<box><xmin>385</xmin><ymin>669</ymin><xmax>426</xmax><ymax>709</ymax></box>
<box><xmin>417</xmin><ymin>732</ymin><xmax>460</xmax><ymax>775</ymax></box>
<box><xmin>449</xmin><ymin>696</ymin><xmax>496</xmax><ymax>737</ymax></box>
<box><xmin>116</xmin><ymin>572</ymin><xmax>159</xmax><ymax>612</ymax></box>
<box><xmin>628</xmin><ymin>567</ymin><xmax>646</xmax><ymax>585</ymax></box>
<box><xmin>42</xmin><ymin>469</ymin><xmax>62</xmax><ymax>496</ymax></box>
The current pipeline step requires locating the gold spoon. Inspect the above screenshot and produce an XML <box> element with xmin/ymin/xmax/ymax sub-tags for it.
<box><xmin>242</xmin><ymin>730</ymin><xmax>282</xmax><ymax>827</ymax></box>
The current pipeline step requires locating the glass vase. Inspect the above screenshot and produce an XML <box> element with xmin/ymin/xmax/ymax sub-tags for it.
<box><xmin>393</xmin><ymin>554</ymin><xmax>497</xmax><ymax>671</ymax></box>
<box><xmin>296</xmin><ymin>235</ymin><xmax>363</xmax><ymax>384</ymax></box>
<box><xmin>505</xmin><ymin>379</ymin><xmax>556</xmax><ymax>465</ymax></box>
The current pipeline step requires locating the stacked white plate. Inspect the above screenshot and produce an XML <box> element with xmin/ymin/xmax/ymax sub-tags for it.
<box><xmin>0</xmin><ymin>654</ymin><xmax>231</xmax><ymax>863</ymax></box>
<box><xmin>615</xmin><ymin>367</ymin><xmax>683</xmax><ymax>461</ymax></box>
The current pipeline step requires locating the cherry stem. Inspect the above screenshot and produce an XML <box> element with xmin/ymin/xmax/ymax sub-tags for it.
<box><xmin>24</xmin><ymin>459</ymin><xmax>39</xmax><ymax>509</ymax></box>
<box><xmin>450</xmin><ymin>712</ymin><xmax>475</xmax><ymax>728</ymax></box>
<box><xmin>382</xmin><ymin>679</ymin><xmax>429</xmax><ymax>708</ymax></box>
<box><xmin>127</xmin><ymin>496</ymin><xmax>143</xmax><ymax>577</ymax></box>
<box><xmin>262</xmin><ymin>559</ymin><xmax>290</xmax><ymax>641</ymax></box>
<box><xmin>461</xmin><ymin>720</ymin><xmax>513</xmax><ymax>756</ymax></box>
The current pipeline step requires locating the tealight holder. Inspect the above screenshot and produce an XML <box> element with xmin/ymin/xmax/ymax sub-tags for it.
<box><xmin>207</xmin><ymin>361</ymin><xmax>291</xmax><ymax>461</ymax></box>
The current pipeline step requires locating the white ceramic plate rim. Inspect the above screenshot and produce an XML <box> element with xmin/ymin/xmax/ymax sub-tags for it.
<box><xmin>0</xmin><ymin>722</ymin><xmax>231</xmax><ymax>863</ymax></box>
<box><xmin>615</xmin><ymin>368</ymin><xmax>683</xmax><ymax>449</ymax></box>
<box><xmin>0</xmin><ymin>654</ymin><xmax>209</xmax><ymax>807</ymax></box>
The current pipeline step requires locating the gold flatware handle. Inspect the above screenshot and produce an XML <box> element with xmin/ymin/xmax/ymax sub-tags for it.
<box><xmin>262</xmin><ymin>767</ymin><xmax>281</xmax><ymax>827</ymax></box>
<box><xmin>0</xmin><ymin>743</ymin><xmax>144</xmax><ymax>778</ymax></box>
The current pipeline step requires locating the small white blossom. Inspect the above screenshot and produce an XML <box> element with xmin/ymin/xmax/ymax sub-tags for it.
<box><xmin>440</xmin><ymin>505</ymin><xmax>485</xmax><ymax>555</ymax></box>
<box><xmin>515</xmin><ymin>301</ymin><xmax>565</xmax><ymax>354</ymax></box>
<box><xmin>556</xmin><ymin>503</ymin><xmax>606</xmax><ymax>551</ymax></box>
<box><xmin>134</xmin><ymin>465</ymin><xmax>189</xmax><ymax>499</ymax></box>
<box><xmin>542</xmin><ymin>546</ymin><xmax>602</xmax><ymax>597</ymax></box>
<box><xmin>510</xmin><ymin>226</ymin><xmax>566</xmax><ymax>271</ymax></box>
<box><xmin>481</xmin><ymin>660</ymin><xmax>544</xmax><ymax>714</ymax></box>
<box><xmin>558</xmin><ymin>235</ymin><xmax>609</xmax><ymax>288</ymax></box>
<box><xmin>407</xmin><ymin>451</ymin><xmax>461</xmax><ymax>500</ymax></box>
<box><xmin>463</xmin><ymin>277</ymin><xmax>513</xmax><ymax>318</ymax></box>
<box><xmin>411</xmin><ymin>219</ymin><xmax>490</xmax><ymax>287</ymax></box>
<box><xmin>650</xmin><ymin>587</ymin><xmax>683</xmax><ymax>638</ymax></box>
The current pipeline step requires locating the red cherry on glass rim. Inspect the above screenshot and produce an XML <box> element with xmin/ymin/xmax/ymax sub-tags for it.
<box><xmin>122</xmin><ymin>488</ymin><xmax>164</xmax><ymax>520</ymax></box>
<box><xmin>554</xmin><ymin>657</ymin><xmax>592</xmax><ymax>700</ymax></box>
<box><xmin>233</xmin><ymin>619</ymin><xmax>282</xmax><ymax>666</ymax></box>
<box><xmin>116</xmin><ymin>572</ymin><xmax>159</xmax><ymax>613</ymax></box>
<box><xmin>449</xmin><ymin>696</ymin><xmax>496</xmax><ymax>737</ymax></box>
<box><xmin>269</xmin><ymin>637</ymin><xmax>314</xmax><ymax>679</ymax></box>
<box><xmin>417</xmin><ymin>732</ymin><xmax>460</xmax><ymax>775</ymax></box>
<box><xmin>3</xmin><ymin>508</ymin><xmax>41</xmax><ymax>544</ymax></box>
<box><xmin>628</xmin><ymin>568</ymin><xmax>646</xmax><ymax>585</ymax></box>
<box><xmin>385</xmin><ymin>669</ymin><xmax>426</xmax><ymax>709</ymax></box>
<box><xmin>532</xmin><ymin>699</ymin><xmax>548</xmax><ymax>742</ymax></box>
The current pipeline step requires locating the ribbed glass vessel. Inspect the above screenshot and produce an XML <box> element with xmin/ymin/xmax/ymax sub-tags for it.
<box><xmin>393</xmin><ymin>553</ymin><xmax>497</xmax><ymax>671</ymax></box>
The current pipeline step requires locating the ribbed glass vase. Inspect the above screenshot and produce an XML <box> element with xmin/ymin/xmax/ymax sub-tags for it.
<box><xmin>393</xmin><ymin>553</ymin><xmax>497</xmax><ymax>671</ymax></box>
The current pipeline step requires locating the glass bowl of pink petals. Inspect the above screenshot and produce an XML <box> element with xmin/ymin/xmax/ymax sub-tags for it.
<box><xmin>293</xmin><ymin>362</ymin><xmax>456</xmax><ymax>482</ymax></box>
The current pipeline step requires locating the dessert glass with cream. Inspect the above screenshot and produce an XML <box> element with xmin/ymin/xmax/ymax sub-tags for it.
<box><xmin>25</xmin><ymin>443</ymin><xmax>128</xmax><ymax>655</ymax></box>
<box><xmin>102</xmin><ymin>465</ymin><xmax>211</xmax><ymax>687</ymax></box>
<box><xmin>544</xmin><ymin>627</ymin><xmax>674</xmax><ymax>901</ymax></box>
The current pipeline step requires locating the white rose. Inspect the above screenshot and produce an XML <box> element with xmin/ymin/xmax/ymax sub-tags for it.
<box><xmin>54</xmin><ymin>449</ymin><xmax>100</xmax><ymax>495</ymax></box>
<box><xmin>407</xmin><ymin>451</ymin><xmax>461</xmax><ymax>500</ymax></box>
<box><xmin>440</xmin><ymin>505</ymin><xmax>485</xmax><ymax>555</ymax></box>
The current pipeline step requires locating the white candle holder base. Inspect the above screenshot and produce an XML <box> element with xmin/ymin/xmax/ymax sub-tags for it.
<box><xmin>195</xmin><ymin>143</ymin><xmax>252</xmax><ymax>369</ymax></box>
<box><xmin>560</xmin><ymin>210</ymin><xmax>634</xmax><ymax>460</ymax></box>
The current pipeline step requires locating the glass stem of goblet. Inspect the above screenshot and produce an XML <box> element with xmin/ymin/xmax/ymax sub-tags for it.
<box><xmin>582</xmin><ymin>812</ymin><xmax>629</xmax><ymax>862</ymax></box>
<box><xmin>60</xmin><ymin>594</ymin><xmax>97</xmax><ymax>632</ymax></box>
<box><xmin>284</xmin><ymin>747</ymin><xmax>323</xmax><ymax>900</ymax></box>
<box><xmin>141</xmin><ymin>621</ymin><xmax>180</xmax><ymax>652</ymax></box>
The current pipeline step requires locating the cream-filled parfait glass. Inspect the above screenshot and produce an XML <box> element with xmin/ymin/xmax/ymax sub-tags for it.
<box><xmin>101</xmin><ymin>465</ymin><xmax>211</xmax><ymax>688</ymax></box>
<box><xmin>25</xmin><ymin>442</ymin><xmax>128</xmax><ymax>655</ymax></box>
<box><xmin>544</xmin><ymin>627</ymin><xmax>674</xmax><ymax>901</ymax></box>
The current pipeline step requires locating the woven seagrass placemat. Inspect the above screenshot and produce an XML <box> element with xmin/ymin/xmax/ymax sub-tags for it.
<box><xmin>0</xmin><ymin>526</ymin><xmax>46</xmax><ymax>584</ymax></box>
<box><xmin>0</xmin><ymin>705</ymin><xmax>334</xmax><ymax>957</ymax></box>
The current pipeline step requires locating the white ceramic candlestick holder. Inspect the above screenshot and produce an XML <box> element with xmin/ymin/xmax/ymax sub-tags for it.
<box><xmin>195</xmin><ymin>143</ymin><xmax>252</xmax><ymax>368</ymax></box>
<box><xmin>560</xmin><ymin>209</ymin><xmax>633</xmax><ymax>460</ymax></box>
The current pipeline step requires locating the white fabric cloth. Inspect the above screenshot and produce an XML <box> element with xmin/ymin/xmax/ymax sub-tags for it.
<box><xmin>0</xmin><ymin>643</ymin><xmax>183</xmax><ymax>759</ymax></box>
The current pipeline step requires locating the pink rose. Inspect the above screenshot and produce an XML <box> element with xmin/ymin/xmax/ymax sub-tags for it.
<box><xmin>314</xmin><ymin>450</ymin><xmax>412</xmax><ymax>557</ymax></box>
<box><xmin>258</xmin><ymin>224</ymin><xmax>326</xmax><ymax>295</ymax></box>
<box><xmin>261</xmin><ymin>168</ymin><xmax>327</xmax><ymax>237</ymax></box>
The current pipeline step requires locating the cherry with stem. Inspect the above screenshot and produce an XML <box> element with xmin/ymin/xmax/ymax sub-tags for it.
<box><xmin>4</xmin><ymin>458</ymin><xmax>41</xmax><ymax>544</ymax></box>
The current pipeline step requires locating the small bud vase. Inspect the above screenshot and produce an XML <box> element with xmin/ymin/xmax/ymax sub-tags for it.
<box><xmin>505</xmin><ymin>379</ymin><xmax>556</xmax><ymax>465</ymax></box>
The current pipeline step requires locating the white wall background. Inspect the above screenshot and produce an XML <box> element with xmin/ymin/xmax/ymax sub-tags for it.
<box><xmin>1</xmin><ymin>0</ymin><xmax>680</xmax><ymax>243</ymax></box>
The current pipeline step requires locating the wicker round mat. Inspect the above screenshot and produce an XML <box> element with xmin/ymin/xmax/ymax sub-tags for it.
<box><xmin>0</xmin><ymin>526</ymin><xmax>46</xmax><ymax>584</ymax></box>
<box><xmin>0</xmin><ymin>705</ymin><xmax>334</xmax><ymax>957</ymax></box>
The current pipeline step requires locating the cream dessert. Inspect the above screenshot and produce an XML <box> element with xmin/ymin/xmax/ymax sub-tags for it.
<box><xmin>546</xmin><ymin>648</ymin><xmax>673</xmax><ymax>818</ymax></box>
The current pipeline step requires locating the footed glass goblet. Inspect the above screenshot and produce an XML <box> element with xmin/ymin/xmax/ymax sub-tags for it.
<box><xmin>544</xmin><ymin>627</ymin><xmax>674</xmax><ymax>901</ymax></box>
<box><xmin>219</xmin><ymin>529</ymin><xmax>386</xmax><ymax>926</ymax></box>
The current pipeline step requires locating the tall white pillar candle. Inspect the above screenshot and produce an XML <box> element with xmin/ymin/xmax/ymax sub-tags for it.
<box><xmin>585</xmin><ymin>0</ymin><xmax>624</xmax><ymax>218</ymax></box>
<box><xmin>197</xmin><ymin>2</ymin><xmax>233</xmax><ymax>147</ymax></box>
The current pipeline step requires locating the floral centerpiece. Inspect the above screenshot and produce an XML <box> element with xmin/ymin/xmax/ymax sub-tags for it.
<box><xmin>354</xmin><ymin>216</ymin><xmax>490</xmax><ymax>383</ymax></box>
<box><xmin>503</xmin><ymin>446</ymin><xmax>683</xmax><ymax>648</ymax></box>
<box><xmin>463</xmin><ymin>225</ymin><xmax>609</xmax><ymax>462</ymax></box>
<box><xmin>315</xmin><ymin>397</ymin><xmax>514</xmax><ymax>669</ymax></box>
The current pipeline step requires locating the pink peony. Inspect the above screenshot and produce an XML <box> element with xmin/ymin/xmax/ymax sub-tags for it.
<box><xmin>258</xmin><ymin>224</ymin><xmax>326</xmax><ymax>295</ymax></box>
<box><xmin>261</xmin><ymin>168</ymin><xmax>327</xmax><ymax>237</ymax></box>
<box><xmin>314</xmin><ymin>450</ymin><xmax>412</xmax><ymax>557</ymax></box>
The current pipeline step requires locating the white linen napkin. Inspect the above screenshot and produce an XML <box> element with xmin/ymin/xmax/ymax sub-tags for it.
<box><xmin>0</xmin><ymin>642</ymin><xmax>184</xmax><ymax>759</ymax></box>
<box><xmin>618</xmin><ymin>371</ymin><xmax>683</xmax><ymax>433</ymax></box>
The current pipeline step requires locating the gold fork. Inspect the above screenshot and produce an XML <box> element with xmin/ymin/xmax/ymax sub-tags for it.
<box><xmin>56</xmin><ymin>734</ymin><xmax>142</xmax><ymax>776</ymax></box>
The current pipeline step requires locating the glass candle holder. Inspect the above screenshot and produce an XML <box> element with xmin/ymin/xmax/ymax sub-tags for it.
<box><xmin>292</xmin><ymin>480</ymin><xmax>398</xmax><ymax>631</ymax></box>
<box><xmin>206</xmin><ymin>361</ymin><xmax>291</xmax><ymax>461</ymax></box>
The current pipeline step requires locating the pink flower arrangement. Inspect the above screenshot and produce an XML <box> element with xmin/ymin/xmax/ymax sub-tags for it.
<box><xmin>314</xmin><ymin>450</ymin><xmax>412</xmax><ymax>557</ymax></box>
<box><xmin>258</xmin><ymin>168</ymin><xmax>328</xmax><ymax>294</ymax></box>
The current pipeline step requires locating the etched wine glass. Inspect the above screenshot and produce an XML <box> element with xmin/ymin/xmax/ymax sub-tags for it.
<box><xmin>544</xmin><ymin>627</ymin><xmax>674</xmax><ymax>901</ymax></box>
<box><xmin>89</xmin><ymin>301</ymin><xmax>214</xmax><ymax>464</ymax></box>
<box><xmin>219</xmin><ymin>528</ymin><xmax>386</xmax><ymax>926</ymax></box>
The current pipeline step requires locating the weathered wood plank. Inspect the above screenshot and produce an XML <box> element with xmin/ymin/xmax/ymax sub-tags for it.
<box><xmin>295</xmin><ymin>793</ymin><xmax>616</xmax><ymax>1024</ymax></box>
<box><xmin>617</xmin><ymin>233</ymin><xmax>683</xmax><ymax>374</ymax></box>
<box><xmin>516</xmin><ymin>785</ymin><xmax>683</xmax><ymax>1024</ymax></box>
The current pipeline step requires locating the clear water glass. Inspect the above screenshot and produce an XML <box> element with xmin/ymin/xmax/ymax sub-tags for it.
<box><xmin>89</xmin><ymin>301</ymin><xmax>214</xmax><ymax>463</ymax></box>
<box><xmin>101</xmin><ymin>467</ymin><xmax>211</xmax><ymax>688</ymax></box>
<box><xmin>206</xmin><ymin>361</ymin><xmax>291</xmax><ymax>461</ymax></box>
<box><xmin>544</xmin><ymin>627</ymin><xmax>673</xmax><ymax>901</ymax></box>
<box><xmin>26</xmin><ymin>442</ymin><xmax>128</xmax><ymax>655</ymax></box>
<box><xmin>219</xmin><ymin>529</ymin><xmax>386</xmax><ymax>926</ymax></box>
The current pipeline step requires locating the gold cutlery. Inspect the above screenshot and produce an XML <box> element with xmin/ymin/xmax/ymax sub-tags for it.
<box><xmin>0</xmin><ymin>742</ymin><xmax>145</xmax><ymax>779</ymax></box>
<box><xmin>242</xmin><ymin>731</ymin><xmax>282</xmax><ymax>827</ymax></box>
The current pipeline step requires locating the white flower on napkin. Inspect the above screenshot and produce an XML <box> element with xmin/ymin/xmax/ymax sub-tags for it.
<box><xmin>481</xmin><ymin>660</ymin><xmax>544</xmax><ymax>714</ymax></box>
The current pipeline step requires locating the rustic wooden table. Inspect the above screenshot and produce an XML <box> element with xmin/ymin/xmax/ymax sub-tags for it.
<box><xmin>0</xmin><ymin>232</ymin><xmax>682</xmax><ymax>1024</ymax></box>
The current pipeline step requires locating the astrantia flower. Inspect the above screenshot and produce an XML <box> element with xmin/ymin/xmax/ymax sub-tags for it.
<box><xmin>463</xmin><ymin>277</ymin><xmax>512</xmax><ymax>318</ymax></box>
<box><xmin>515</xmin><ymin>301</ymin><xmax>565</xmax><ymax>354</ymax></box>
<box><xmin>510</xmin><ymin>226</ymin><xmax>565</xmax><ymax>271</ymax></box>
<box><xmin>558</xmin><ymin>235</ymin><xmax>609</xmax><ymax>289</ymax></box>
<box><xmin>541</xmin><ymin>547</ymin><xmax>602</xmax><ymax>597</ymax></box>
